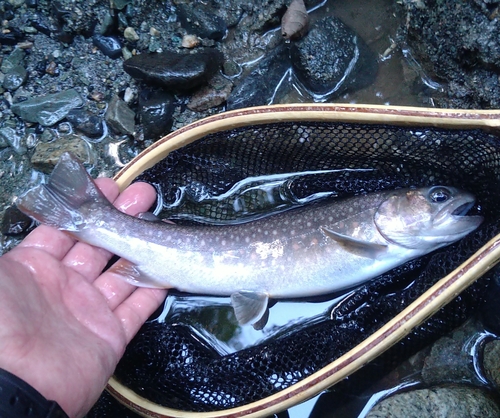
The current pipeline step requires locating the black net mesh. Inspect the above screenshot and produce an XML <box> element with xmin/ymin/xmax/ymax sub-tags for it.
<box><xmin>89</xmin><ymin>121</ymin><xmax>500</xmax><ymax>415</ymax></box>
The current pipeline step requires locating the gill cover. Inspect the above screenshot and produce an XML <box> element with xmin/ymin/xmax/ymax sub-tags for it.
<box><xmin>374</xmin><ymin>186</ymin><xmax>483</xmax><ymax>249</ymax></box>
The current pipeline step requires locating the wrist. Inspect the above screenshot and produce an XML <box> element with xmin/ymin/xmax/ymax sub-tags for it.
<box><xmin>0</xmin><ymin>368</ymin><xmax>69</xmax><ymax>418</ymax></box>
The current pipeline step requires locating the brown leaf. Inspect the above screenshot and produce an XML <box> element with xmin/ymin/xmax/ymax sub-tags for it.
<box><xmin>281</xmin><ymin>0</ymin><xmax>310</xmax><ymax>40</ymax></box>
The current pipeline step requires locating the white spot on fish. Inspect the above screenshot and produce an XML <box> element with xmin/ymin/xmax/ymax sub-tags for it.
<box><xmin>251</xmin><ymin>240</ymin><xmax>284</xmax><ymax>259</ymax></box>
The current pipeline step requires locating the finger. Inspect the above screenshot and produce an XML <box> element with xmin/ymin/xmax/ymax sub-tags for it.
<box><xmin>92</xmin><ymin>269</ymin><xmax>138</xmax><ymax>310</ymax></box>
<box><xmin>62</xmin><ymin>181</ymin><xmax>156</xmax><ymax>283</ymax></box>
<box><xmin>113</xmin><ymin>288</ymin><xmax>168</xmax><ymax>344</ymax></box>
<box><xmin>17</xmin><ymin>225</ymin><xmax>76</xmax><ymax>260</ymax></box>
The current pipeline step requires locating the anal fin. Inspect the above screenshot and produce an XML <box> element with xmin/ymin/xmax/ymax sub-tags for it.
<box><xmin>107</xmin><ymin>258</ymin><xmax>169</xmax><ymax>288</ymax></box>
<box><xmin>230</xmin><ymin>291</ymin><xmax>269</xmax><ymax>329</ymax></box>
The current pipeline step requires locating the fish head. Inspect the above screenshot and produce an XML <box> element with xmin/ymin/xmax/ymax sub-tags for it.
<box><xmin>374</xmin><ymin>186</ymin><xmax>483</xmax><ymax>250</ymax></box>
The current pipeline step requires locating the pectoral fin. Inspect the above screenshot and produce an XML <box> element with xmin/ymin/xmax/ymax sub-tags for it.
<box><xmin>321</xmin><ymin>226</ymin><xmax>388</xmax><ymax>259</ymax></box>
<box><xmin>137</xmin><ymin>212</ymin><xmax>176</xmax><ymax>225</ymax></box>
<box><xmin>107</xmin><ymin>258</ymin><xmax>170</xmax><ymax>288</ymax></box>
<box><xmin>230</xmin><ymin>291</ymin><xmax>269</xmax><ymax>329</ymax></box>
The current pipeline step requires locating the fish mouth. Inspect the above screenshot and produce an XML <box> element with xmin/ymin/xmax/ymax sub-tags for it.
<box><xmin>451</xmin><ymin>200</ymin><xmax>475</xmax><ymax>217</ymax></box>
<box><xmin>434</xmin><ymin>193</ymin><xmax>483</xmax><ymax>234</ymax></box>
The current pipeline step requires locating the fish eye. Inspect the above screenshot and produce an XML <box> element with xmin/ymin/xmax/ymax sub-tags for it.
<box><xmin>428</xmin><ymin>187</ymin><xmax>452</xmax><ymax>203</ymax></box>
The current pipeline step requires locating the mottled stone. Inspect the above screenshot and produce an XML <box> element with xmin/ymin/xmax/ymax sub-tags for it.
<box><xmin>227</xmin><ymin>44</ymin><xmax>290</xmax><ymax>110</ymax></box>
<box><xmin>11</xmin><ymin>89</ymin><xmax>83</xmax><ymax>126</ymax></box>
<box><xmin>366</xmin><ymin>386</ymin><xmax>500</xmax><ymax>418</ymax></box>
<box><xmin>65</xmin><ymin>109</ymin><xmax>104</xmax><ymax>138</ymax></box>
<box><xmin>2</xmin><ymin>205</ymin><xmax>33</xmax><ymax>236</ymax></box>
<box><xmin>484</xmin><ymin>339</ymin><xmax>500</xmax><ymax>389</ymax></box>
<box><xmin>138</xmin><ymin>89</ymin><xmax>174</xmax><ymax>141</ymax></box>
<box><xmin>3</xmin><ymin>64</ymin><xmax>28</xmax><ymax>90</ymax></box>
<box><xmin>188</xmin><ymin>73</ymin><xmax>233</xmax><ymax>112</ymax></box>
<box><xmin>421</xmin><ymin>334</ymin><xmax>476</xmax><ymax>385</ymax></box>
<box><xmin>0</xmin><ymin>128</ymin><xmax>10</xmax><ymax>148</ymax></box>
<box><xmin>123</xmin><ymin>49</ymin><xmax>224</xmax><ymax>90</ymax></box>
<box><xmin>0</xmin><ymin>127</ymin><xmax>26</xmax><ymax>155</ymax></box>
<box><xmin>105</xmin><ymin>95</ymin><xmax>135</xmax><ymax>135</ymax></box>
<box><xmin>0</xmin><ymin>48</ymin><xmax>25</xmax><ymax>73</ymax></box>
<box><xmin>176</xmin><ymin>2</ymin><xmax>227</xmax><ymax>41</ymax></box>
<box><xmin>93</xmin><ymin>35</ymin><xmax>122</xmax><ymax>59</ymax></box>
<box><xmin>291</xmin><ymin>16</ymin><xmax>378</xmax><ymax>98</ymax></box>
<box><xmin>31</xmin><ymin>134</ymin><xmax>92</xmax><ymax>173</ymax></box>
<box><xmin>403</xmin><ymin>0</ymin><xmax>500</xmax><ymax>108</ymax></box>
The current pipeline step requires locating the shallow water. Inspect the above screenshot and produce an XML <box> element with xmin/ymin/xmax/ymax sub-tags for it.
<box><xmin>281</xmin><ymin>0</ymin><xmax>430</xmax><ymax>107</ymax></box>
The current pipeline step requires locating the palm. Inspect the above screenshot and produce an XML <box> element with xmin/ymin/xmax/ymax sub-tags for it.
<box><xmin>0</xmin><ymin>179</ymin><xmax>167</xmax><ymax>417</ymax></box>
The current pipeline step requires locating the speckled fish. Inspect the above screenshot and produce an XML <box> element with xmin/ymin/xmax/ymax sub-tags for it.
<box><xmin>17</xmin><ymin>153</ymin><xmax>483</xmax><ymax>327</ymax></box>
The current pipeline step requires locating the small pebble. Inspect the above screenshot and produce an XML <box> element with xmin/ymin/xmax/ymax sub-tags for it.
<box><xmin>123</xmin><ymin>87</ymin><xmax>135</xmax><ymax>103</ymax></box>
<box><xmin>181</xmin><ymin>34</ymin><xmax>200</xmax><ymax>49</ymax></box>
<box><xmin>124</xmin><ymin>27</ymin><xmax>139</xmax><ymax>42</ymax></box>
<box><xmin>92</xmin><ymin>34</ymin><xmax>122</xmax><ymax>59</ymax></box>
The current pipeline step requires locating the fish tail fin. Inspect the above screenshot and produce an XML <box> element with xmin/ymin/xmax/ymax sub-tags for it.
<box><xmin>16</xmin><ymin>152</ymin><xmax>110</xmax><ymax>232</ymax></box>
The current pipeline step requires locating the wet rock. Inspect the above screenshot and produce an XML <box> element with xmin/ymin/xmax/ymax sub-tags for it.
<box><xmin>65</xmin><ymin>109</ymin><xmax>104</xmax><ymax>138</ymax></box>
<box><xmin>227</xmin><ymin>44</ymin><xmax>291</xmax><ymax>110</ymax></box>
<box><xmin>290</xmin><ymin>16</ymin><xmax>378</xmax><ymax>99</ymax></box>
<box><xmin>1</xmin><ymin>206</ymin><xmax>33</xmax><ymax>236</ymax></box>
<box><xmin>0</xmin><ymin>28</ymin><xmax>23</xmax><ymax>45</ymax></box>
<box><xmin>1</xmin><ymin>48</ymin><xmax>25</xmax><ymax>73</ymax></box>
<box><xmin>366</xmin><ymin>386</ymin><xmax>500</xmax><ymax>418</ymax></box>
<box><xmin>111</xmin><ymin>0</ymin><xmax>133</xmax><ymax>10</ymax></box>
<box><xmin>3</xmin><ymin>64</ymin><xmax>28</xmax><ymax>91</ymax></box>
<box><xmin>8</xmin><ymin>0</ymin><xmax>26</xmax><ymax>8</ymax></box>
<box><xmin>0</xmin><ymin>128</ymin><xmax>11</xmax><ymax>148</ymax></box>
<box><xmin>402</xmin><ymin>0</ymin><xmax>500</xmax><ymax>108</ymax></box>
<box><xmin>31</xmin><ymin>134</ymin><xmax>92</xmax><ymax>173</ymax></box>
<box><xmin>0</xmin><ymin>127</ymin><xmax>26</xmax><ymax>155</ymax></box>
<box><xmin>138</xmin><ymin>89</ymin><xmax>174</xmax><ymax>141</ymax></box>
<box><xmin>188</xmin><ymin>73</ymin><xmax>233</xmax><ymax>112</ymax></box>
<box><xmin>175</xmin><ymin>1</ymin><xmax>227</xmax><ymax>41</ymax></box>
<box><xmin>421</xmin><ymin>330</ymin><xmax>477</xmax><ymax>385</ymax></box>
<box><xmin>93</xmin><ymin>35</ymin><xmax>122</xmax><ymax>59</ymax></box>
<box><xmin>105</xmin><ymin>95</ymin><xmax>135</xmax><ymax>136</ymax></box>
<box><xmin>11</xmin><ymin>89</ymin><xmax>83</xmax><ymax>126</ymax></box>
<box><xmin>484</xmin><ymin>339</ymin><xmax>500</xmax><ymax>389</ymax></box>
<box><xmin>123</xmin><ymin>49</ymin><xmax>224</xmax><ymax>91</ymax></box>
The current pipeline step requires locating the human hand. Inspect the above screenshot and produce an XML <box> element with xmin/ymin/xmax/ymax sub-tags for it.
<box><xmin>0</xmin><ymin>178</ymin><xmax>168</xmax><ymax>418</ymax></box>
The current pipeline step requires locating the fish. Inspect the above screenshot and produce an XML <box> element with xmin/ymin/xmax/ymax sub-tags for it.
<box><xmin>17</xmin><ymin>152</ymin><xmax>483</xmax><ymax>328</ymax></box>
